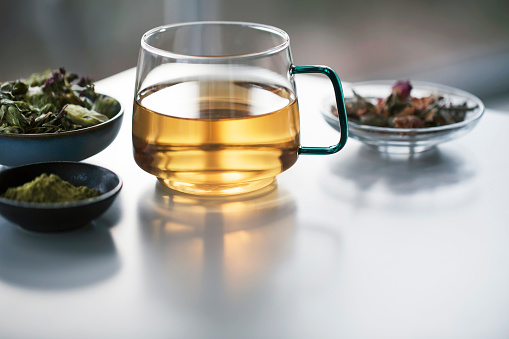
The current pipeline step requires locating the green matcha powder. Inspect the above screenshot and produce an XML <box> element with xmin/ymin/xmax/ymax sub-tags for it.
<box><xmin>2</xmin><ymin>173</ymin><xmax>101</xmax><ymax>203</ymax></box>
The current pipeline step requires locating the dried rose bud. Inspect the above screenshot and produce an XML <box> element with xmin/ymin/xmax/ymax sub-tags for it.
<box><xmin>392</xmin><ymin>80</ymin><xmax>412</xmax><ymax>100</ymax></box>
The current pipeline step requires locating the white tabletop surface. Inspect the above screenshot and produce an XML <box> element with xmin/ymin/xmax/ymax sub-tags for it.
<box><xmin>1</xmin><ymin>68</ymin><xmax>509</xmax><ymax>339</ymax></box>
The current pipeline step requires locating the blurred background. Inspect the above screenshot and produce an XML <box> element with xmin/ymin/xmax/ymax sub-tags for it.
<box><xmin>1</xmin><ymin>0</ymin><xmax>508</xmax><ymax>110</ymax></box>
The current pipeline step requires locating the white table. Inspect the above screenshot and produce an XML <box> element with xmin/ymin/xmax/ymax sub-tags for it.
<box><xmin>1</xmin><ymin>69</ymin><xmax>508</xmax><ymax>339</ymax></box>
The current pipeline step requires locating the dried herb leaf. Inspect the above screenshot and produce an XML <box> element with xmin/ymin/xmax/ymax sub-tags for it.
<box><xmin>0</xmin><ymin>68</ymin><xmax>119</xmax><ymax>134</ymax></box>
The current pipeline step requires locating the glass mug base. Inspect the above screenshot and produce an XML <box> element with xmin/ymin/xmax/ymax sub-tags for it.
<box><xmin>158</xmin><ymin>177</ymin><xmax>276</xmax><ymax>196</ymax></box>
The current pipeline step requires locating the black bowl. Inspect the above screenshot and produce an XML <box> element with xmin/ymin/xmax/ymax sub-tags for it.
<box><xmin>0</xmin><ymin>162</ymin><xmax>122</xmax><ymax>232</ymax></box>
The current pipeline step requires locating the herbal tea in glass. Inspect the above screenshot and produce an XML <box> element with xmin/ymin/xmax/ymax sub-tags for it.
<box><xmin>133</xmin><ymin>79</ymin><xmax>300</xmax><ymax>194</ymax></box>
<box><xmin>133</xmin><ymin>22</ymin><xmax>348</xmax><ymax>196</ymax></box>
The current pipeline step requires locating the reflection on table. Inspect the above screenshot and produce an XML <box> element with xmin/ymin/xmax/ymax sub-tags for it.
<box><xmin>138</xmin><ymin>181</ymin><xmax>296</xmax><ymax>313</ymax></box>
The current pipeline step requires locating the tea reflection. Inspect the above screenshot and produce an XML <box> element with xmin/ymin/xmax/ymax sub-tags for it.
<box><xmin>138</xmin><ymin>182</ymin><xmax>296</xmax><ymax>310</ymax></box>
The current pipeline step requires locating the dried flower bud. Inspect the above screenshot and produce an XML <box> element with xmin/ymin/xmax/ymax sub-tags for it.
<box><xmin>41</xmin><ymin>71</ymin><xmax>65</xmax><ymax>93</ymax></box>
<box><xmin>77</xmin><ymin>76</ymin><xmax>93</xmax><ymax>87</ymax></box>
<box><xmin>392</xmin><ymin>80</ymin><xmax>412</xmax><ymax>100</ymax></box>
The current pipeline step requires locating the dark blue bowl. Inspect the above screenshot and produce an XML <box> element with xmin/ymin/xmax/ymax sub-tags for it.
<box><xmin>0</xmin><ymin>94</ymin><xmax>123</xmax><ymax>167</ymax></box>
<box><xmin>0</xmin><ymin>162</ymin><xmax>122</xmax><ymax>232</ymax></box>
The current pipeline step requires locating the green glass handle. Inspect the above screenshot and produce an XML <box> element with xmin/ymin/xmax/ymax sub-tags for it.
<box><xmin>291</xmin><ymin>65</ymin><xmax>348</xmax><ymax>155</ymax></box>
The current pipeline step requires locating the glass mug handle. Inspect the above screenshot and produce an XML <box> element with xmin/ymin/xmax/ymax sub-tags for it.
<box><xmin>291</xmin><ymin>65</ymin><xmax>349</xmax><ymax>155</ymax></box>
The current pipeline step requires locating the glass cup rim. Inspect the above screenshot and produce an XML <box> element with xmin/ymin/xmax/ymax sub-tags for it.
<box><xmin>141</xmin><ymin>21</ymin><xmax>291</xmax><ymax>60</ymax></box>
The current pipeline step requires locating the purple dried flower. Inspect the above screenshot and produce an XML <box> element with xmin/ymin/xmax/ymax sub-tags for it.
<box><xmin>41</xmin><ymin>70</ymin><xmax>66</xmax><ymax>93</ymax></box>
<box><xmin>77</xmin><ymin>76</ymin><xmax>93</xmax><ymax>87</ymax></box>
<box><xmin>392</xmin><ymin>80</ymin><xmax>413</xmax><ymax>100</ymax></box>
<box><xmin>41</xmin><ymin>77</ymin><xmax>55</xmax><ymax>92</ymax></box>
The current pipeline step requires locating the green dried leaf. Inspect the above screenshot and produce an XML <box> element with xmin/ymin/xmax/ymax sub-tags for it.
<box><xmin>64</xmin><ymin>104</ymin><xmax>108</xmax><ymax>127</ymax></box>
<box><xmin>92</xmin><ymin>95</ymin><xmax>120</xmax><ymax>118</ymax></box>
<box><xmin>26</xmin><ymin>69</ymin><xmax>52</xmax><ymax>87</ymax></box>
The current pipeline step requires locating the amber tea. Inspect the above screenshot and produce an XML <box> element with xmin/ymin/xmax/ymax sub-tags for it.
<box><xmin>133</xmin><ymin>80</ymin><xmax>300</xmax><ymax>195</ymax></box>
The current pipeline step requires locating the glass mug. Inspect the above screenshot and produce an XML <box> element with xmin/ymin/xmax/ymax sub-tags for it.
<box><xmin>133</xmin><ymin>21</ymin><xmax>348</xmax><ymax>196</ymax></box>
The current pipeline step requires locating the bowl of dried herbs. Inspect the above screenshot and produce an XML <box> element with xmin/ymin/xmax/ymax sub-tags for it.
<box><xmin>0</xmin><ymin>161</ymin><xmax>122</xmax><ymax>232</ymax></box>
<box><xmin>0</xmin><ymin>68</ymin><xmax>123</xmax><ymax>166</ymax></box>
<box><xmin>322</xmin><ymin>80</ymin><xmax>485</xmax><ymax>153</ymax></box>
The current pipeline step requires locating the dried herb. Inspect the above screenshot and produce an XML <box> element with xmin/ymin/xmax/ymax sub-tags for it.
<box><xmin>0</xmin><ymin>68</ymin><xmax>120</xmax><ymax>134</ymax></box>
<box><xmin>337</xmin><ymin>80</ymin><xmax>478</xmax><ymax>128</ymax></box>
<box><xmin>1</xmin><ymin>173</ymin><xmax>101</xmax><ymax>203</ymax></box>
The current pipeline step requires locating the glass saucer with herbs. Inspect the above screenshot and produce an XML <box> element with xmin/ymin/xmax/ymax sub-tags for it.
<box><xmin>321</xmin><ymin>80</ymin><xmax>485</xmax><ymax>153</ymax></box>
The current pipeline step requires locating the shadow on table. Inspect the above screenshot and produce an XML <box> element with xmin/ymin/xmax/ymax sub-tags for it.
<box><xmin>322</xmin><ymin>145</ymin><xmax>478</xmax><ymax>213</ymax></box>
<box><xmin>137</xmin><ymin>181</ymin><xmax>296</xmax><ymax>314</ymax></box>
<box><xmin>0</xmin><ymin>198</ymin><xmax>122</xmax><ymax>290</ymax></box>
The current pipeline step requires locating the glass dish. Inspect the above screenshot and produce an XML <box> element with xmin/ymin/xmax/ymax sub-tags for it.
<box><xmin>321</xmin><ymin>80</ymin><xmax>485</xmax><ymax>153</ymax></box>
